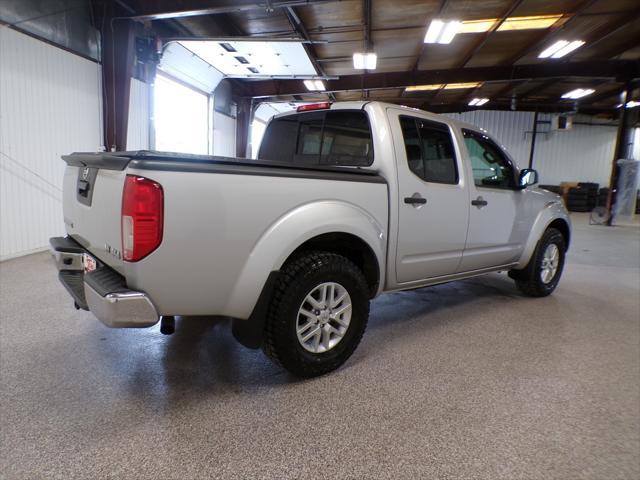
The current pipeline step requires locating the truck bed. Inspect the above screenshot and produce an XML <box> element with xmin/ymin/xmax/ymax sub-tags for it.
<box><xmin>61</xmin><ymin>150</ymin><xmax>389</xmax><ymax>320</ymax></box>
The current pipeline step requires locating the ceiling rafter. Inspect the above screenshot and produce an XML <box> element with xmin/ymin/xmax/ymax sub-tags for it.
<box><xmin>457</xmin><ymin>0</ymin><xmax>526</xmax><ymax>68</ymax></box>
<box><xmin>283</xmin><ymin>5</ymin><xmax>336</xmax><ymax>101</ymax></box>
<box><xmin>578</xmin><ymin>8</ymin><xmax>640</xmax><ymax>57</ymax></box>
<box><xmin>410</xmin><ymin>0</ymin><xmax>449</xmax><ymax>72</ymax></box>
<box><xmin>127</xmin><ymin>0</ymin><xmax>340</xmax><ymax>21</ymax></box>
<box><xmin>505</xmin><ymin>0</ymin><xmax>599</xmax><ymax>65</ymax></box>
<box><xmin>243</xmin><ymin>60</ymin><xmax>638</xmax><ymax>98</ymax></box>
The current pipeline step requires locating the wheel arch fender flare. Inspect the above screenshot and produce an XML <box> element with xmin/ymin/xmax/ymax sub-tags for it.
<box><xmin>224</xmin><ymin>200</ymin><xmax>387</xmax><ymax>320</ymax></box>
<box><xmin>515</xmin><ymin>201</ymin><xmax>571</xmax><ymax>269</ymax></box>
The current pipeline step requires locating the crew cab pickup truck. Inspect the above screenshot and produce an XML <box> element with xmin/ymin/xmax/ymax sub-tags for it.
<box><xmin>51</xmin><ymin>101</ymin><xmax>570</xmax><ymax>377</ymax></box>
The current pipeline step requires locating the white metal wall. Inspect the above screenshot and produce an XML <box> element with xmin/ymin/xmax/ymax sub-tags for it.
<box><xmin>127</xmin><ymin>78</ymin><xmax>150</xmax><ymax>151</ymax></box>
<box><xmin>533</xmin><ymin>116</ymin><xmax>616</xmax><ymax>186</ymax></box>
<box><xmin>213</xmin><ymin>111</ymin><xmax>236</xmax><ymax>157</ymax></box>
<box><xmin>447</xmin><ymin>110</ymin><xmax>617</xmax><ymax>186</ymax></box>
<box><xmin>0</xmin><ymin>27</ymin><xmax>103</xmax><ymax>260</ymax></box>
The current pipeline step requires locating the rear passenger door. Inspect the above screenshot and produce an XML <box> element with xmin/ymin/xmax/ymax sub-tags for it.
<box><xmin>390</xmin><ymin>111</ymin><xmax>470</xmax><ymax>283</ymax></box>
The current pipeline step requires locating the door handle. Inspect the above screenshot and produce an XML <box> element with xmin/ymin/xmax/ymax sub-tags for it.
<box><xmin>404</xmin><ymin>195</ymin><xmax>427</xmax><ymax>205</ymax></box>
<box><xmin>471</xmin><ymin>196</ymin><xmax>488</xmax><ymax>207</ymax></box>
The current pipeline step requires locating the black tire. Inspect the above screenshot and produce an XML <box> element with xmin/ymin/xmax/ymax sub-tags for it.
<box><xmin>262</xmin><ymin>251</ymin><xmax>370</xmax><ymax>377</ymax></box>
<box><xmin>509</xmin><ymin>228</ymin><xmax>566</xmax><ymax>297</ymax></box>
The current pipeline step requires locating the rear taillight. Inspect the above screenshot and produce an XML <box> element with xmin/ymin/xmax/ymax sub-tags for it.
<box><xmin>121</xmin><ymin>175</ymin><xmax>163</xmax><ymax>262</ymax></box>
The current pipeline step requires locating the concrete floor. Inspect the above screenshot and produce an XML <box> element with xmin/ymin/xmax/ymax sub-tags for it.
<box><xmin>1</xmin><ymin>214</ymin><xmax>639</xmax><ymax>479</ymax></box>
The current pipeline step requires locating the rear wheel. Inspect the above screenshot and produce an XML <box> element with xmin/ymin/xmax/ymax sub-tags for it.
<box><xmin>509</xmin><ymin>227</ymin><xmax>566</xmax><ymax>297</ymax></box>
<box><xmin>262</xmin><ymin>251</ymin><xmax>369</xmax><ymax>377</ymax></box>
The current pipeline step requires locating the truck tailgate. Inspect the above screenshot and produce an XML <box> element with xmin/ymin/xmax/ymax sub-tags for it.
<box><xmin>62</xmin><ymin>154</ymin><xmax>130</xmax><ymax>274</ymax></box>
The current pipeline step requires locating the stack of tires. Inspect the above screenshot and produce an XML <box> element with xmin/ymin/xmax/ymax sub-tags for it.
<box><xmin>566</xmin><ymin>186</ymin><xmax>591</xmax><ymax>212</ymax></box>
<box><xmin>636</xmin><ymin>190</ymin><xmax>640</xmax><ymax>214</ymax></box>
<box><xmin>597</xmin><ymin>187</ymin><xmax>609</xmax><ymax>207</ymax></box>
<box><xmin>578</xmin><ymin>183</ymin><xmax>599</xmax><ymax>210</ymax></box>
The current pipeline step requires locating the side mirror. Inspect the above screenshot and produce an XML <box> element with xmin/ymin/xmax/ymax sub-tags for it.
<box><xmin>518</xmin><ymin>168</ymin><xmax>538</xmax><ymax>189</ymax></box>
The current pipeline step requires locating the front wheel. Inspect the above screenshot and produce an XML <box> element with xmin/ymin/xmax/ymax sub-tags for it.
<box><xmin>262</xmin><ymin>251</ymin><xmax>370</xmax><ymax>377</ymax></box>
<box><xmin>509</xmin><ymin>227</ymin><xmax>566</xmax><ymax>297</ymax></box>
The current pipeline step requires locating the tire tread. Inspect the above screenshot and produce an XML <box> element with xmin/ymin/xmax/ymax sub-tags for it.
<box><xmin>262</xmin><ymin>251</ymin><xmax>369</xmax><ymax>377</ymax></box>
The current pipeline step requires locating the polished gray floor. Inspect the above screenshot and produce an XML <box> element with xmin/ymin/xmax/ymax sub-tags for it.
<box><xmin>1</xmin><ymin>214</ymin><xmax>639</xmax><ymax>479</ymax></box>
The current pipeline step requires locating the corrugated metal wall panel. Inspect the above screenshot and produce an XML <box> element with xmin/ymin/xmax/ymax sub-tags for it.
<box><xmin>533</xmin><ymin>116</ymin><xmax>616</xmax><ymax>186</ymax></box>
<box><xmin>127</xmin><ymin>78</ymin><xmax>150</xmax><ymax>150</ymax></box>
<box><xmin>0</xmin><ymin>27</ymin><xmax>102</xmax><ymax>260</ymax></box>
<box><xmin>446</xmin><ymin>110</ymin><xmax>617</xmax><ymax>186</ymax></box>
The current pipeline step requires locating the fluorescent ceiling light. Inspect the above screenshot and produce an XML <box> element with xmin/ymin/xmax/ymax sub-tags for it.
<box><xmin>497</xmin><ymin>14</ymin><xmax>563</xmax><ymax>31</ymax></box>
<box><xmin>459</xmin><ymin>14</ymin><xmax>563</xmax><ymax>34</ymax></box>
<box><xmin>561</xmin><ymin>88</ymin><xmax>595</xmax><ymax>100</ymax></box>
<box><xmin>405</xmin><ymin>82</ymin><xmax>482</xmax><ymax>92</ymax></box>
<box><xmin>424</xmin><ymin>19</ymin><xmax>461</xmax><ymax>44</ymax></box>
<box><xmin>353</xmin><ymin>52</ymin><xmax>377</xmax><ymax>69</ymax></box>
<box><xmin>623</xmin><ymin>100</ymin><xmax>640</xmax><ymax>108</ymax></box>
<box><xmin>539</xmin><ymin>39</ymin><xmax>584</xmax><ymax>58</ymax></box>
<box><xmin>439</xmin><ymin>21</ymin><xmax>461</xmax><ymax>44</ymax></box>
<box><xmin>459</xmin><ymin>19</ymin><xmax>497</xmax><ymax>34</ymax></box>
<box><xmin>424</xmin><ymin>20</ymin><xmax>444</xmax><ymax>43</ymax></box>
<box><xmin>551</xmin><ymin>40</ymin><xmax>585</xmax><ymax>58</ymax></box>
<box><xmin>469</xmin><ymin>98</ymin><xmax>489</xmax><ymax>106</ymax></box>
<box><xmin>303</xmin><ymin>80</ymin><xmax>326</xmax><ymax>91</ymax></box>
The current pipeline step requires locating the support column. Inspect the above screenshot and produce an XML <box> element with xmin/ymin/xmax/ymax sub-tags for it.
<box><xmin>606</xmin><ymin>82</ymin><xmax>637</xmax><ymax>224</ymax></box>
<box><xmin>528</xmin><ymin>111</ymin><xmax>539</xmax><ymax>169</ymax></box>
<box><xmin>102</xmin><ymin>15</ymin><xmax>136</xmax><ymax>151</ymax></box>
<box><xmin>235</xmin><ymin>97</ymin><xmax>252</xmax><ymax>158</ymax></box>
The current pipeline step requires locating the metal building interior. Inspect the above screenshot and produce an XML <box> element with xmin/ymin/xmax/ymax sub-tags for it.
<box><xmin>1</xmin><ymin>0</ymin><xmax>639</xmax><ymax>478</ymax></box>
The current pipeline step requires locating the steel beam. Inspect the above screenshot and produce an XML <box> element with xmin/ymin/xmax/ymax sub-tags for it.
<box><xmin>127</xmin><ymin>0</ymin><xmax>339</xmax><ymax>21</ymax></box>
<box><xmin>242</xmin><ymin>60</ymin><xmax>639</xmax><ymax>98</ymax></box>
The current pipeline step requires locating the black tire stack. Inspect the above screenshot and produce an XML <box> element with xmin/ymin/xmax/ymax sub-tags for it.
<box><xmin>566</xmin><ymin>186</ymin><xmax>591</xmax><ymax>212</ymax></box>
<box><xmin>597</xmin><ymin>187</ymin><xmax>609</xmax><ymax>207</ymax></box>
<box><xmin>636</xmin><ymin>190</ymin><xmax>640</xmax><ymax>215</ymax></box>
<box><xmin>578</xmin><ymin>183</ymin><xmax>599</xmax><ymax>211</ymax></box>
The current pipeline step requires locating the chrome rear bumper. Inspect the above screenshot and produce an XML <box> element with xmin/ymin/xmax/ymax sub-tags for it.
<box><xmin>50</xmin><ymin>236</ymin><xmax>159</xmax><ymax>328</ymax></box>
<box><xmin>84</xmin><ymin>283</ymin><xmax>159</xmax><ymax>328</ymax></box>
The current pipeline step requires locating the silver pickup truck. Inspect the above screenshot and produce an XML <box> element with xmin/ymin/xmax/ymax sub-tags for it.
<box><xmin>50</xmin><ymin>101</ymin><xmax>570</xmax><ymax>377</ymax></box>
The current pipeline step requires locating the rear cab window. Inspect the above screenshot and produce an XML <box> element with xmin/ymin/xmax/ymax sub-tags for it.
<box><xmin>258</xmin><ymin>109</ymin><xmax>373</xmax><ymax>167</ymax></box>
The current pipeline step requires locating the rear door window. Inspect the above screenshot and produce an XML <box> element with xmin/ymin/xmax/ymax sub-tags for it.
<box><xmin>399</xmin><ymin>116</ymin><xmax>458</xmax><ymax>184</ymax></box>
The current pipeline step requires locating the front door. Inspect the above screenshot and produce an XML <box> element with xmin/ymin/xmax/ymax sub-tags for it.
<box><xmin>458</xmin><ymin>129</ymin><xmax>527</xmax><ymax>272</ymax></box>
<box><xmin>391</xmin><ymin>110</ymin><xmax>470</xmax><ymax>284</ymax></box>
